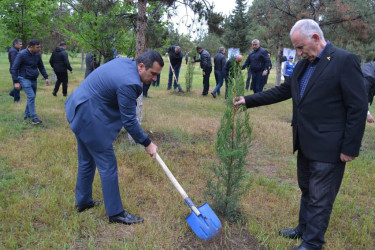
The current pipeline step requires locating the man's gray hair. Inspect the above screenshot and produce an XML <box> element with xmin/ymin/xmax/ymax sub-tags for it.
<box><xmin>219</xmin><ymin>47</ymin><xmax>225</xmax><ymax>53</ymax></box>
<box><xmin>252</xmin><ymin>39</ymin><xmax>260</xmax><ymax>44</ymax></box>
<box><xmin>290</xmin><ymin>19</ymin><xmax>325</xmax><ymax>41</ymax></box>
<box><xmin>174</xmin><ymin>46</ymin><xmax>181</xmax><ymax>52</ymax></box>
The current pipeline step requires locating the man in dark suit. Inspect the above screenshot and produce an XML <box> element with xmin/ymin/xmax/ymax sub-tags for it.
<box><xmin>166</xmin><ymin>45</ymin><xmax>183</xmax><ymax>92</ymax></box>
<box><xmin>195</xmin><ymin>46</ymin><xmax>212</xmax><ymax>97</ymax></box>
<box><xmin>234</xmin><ymin>19</ymin><xmax>367</xmax><ymax>250</ymax></box>
<box><xmin>65</xmin><ymin>51</ymin><xmax>163</xmax><ymax>225</ymax></box>
<box><xmin>49</xmin><ymin>41</ymin><xmax>73</xmax><ymax>97</ymax></box>
<box><xmin>241</xmin><ymin>39</ymin><xmax>271</xmax><ymax>93</ymax></box>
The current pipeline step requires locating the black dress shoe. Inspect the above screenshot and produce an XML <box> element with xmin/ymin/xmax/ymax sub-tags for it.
<box><xmin>292</xmin><ymin>244</ymin><xmax>310</xmax><ymax>250</ymax></box>
<box><xmin>279</xmin><ymin>227</ymin><xmax>303</xmax><ymax>239</ymax></box>
<box><xmin>76</xmin><ymin>201</ymin><xmax>103</xmax><ymax>212</ymax></box>
<box><xmin>109</xmin><ymin>210</ymin><xmax>144</xmax><ymax>225</ymax></box>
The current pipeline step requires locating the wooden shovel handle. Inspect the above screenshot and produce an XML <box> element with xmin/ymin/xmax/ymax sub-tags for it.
<box><xmin>155</xmin><ymin>153</ymin><xmax>201</xmax><ymax>216</ymax></box>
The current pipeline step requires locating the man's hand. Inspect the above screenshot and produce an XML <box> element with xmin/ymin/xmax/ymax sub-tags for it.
<box><xmin>202</xmin><ymin>71</ymin><xmax>205</xmax><ymax>76</ymax></box>
<box><xmin>233</xmin><ymin>96</ymin><xmax>245</xmax><ymax>106</ymax></box>
<box><xmin>340</xmin><ymin>153</ymin><xmax>355</xmax><ymax>162</ymax></box>
<box><xmin>14</xmin><ymin>83</ymin><xmax>21</xmax><ymax>90</ymax></box>
<box><xmin>262</xmin><ymin>70</ymin><xmax>268</xmax><ymax>76</ymax></box>
<box><xmin>70</xmin><ymin>70</ymin><xmax>73</xmax><ymax>74</ymax></box>
<box><xmin>145</xmin><ymin>142</ymin><xmax>157</xmax><ymax>158</ymax></box>
<box><xmin>165</xmin><ymin>52</ymin><xmax>169</xmax><ymax>56</ymax></box>
<box><xmin>45</xmin><ymin>79</ymin><xmax>50</xmax><ymax>86</ymax></box>
<box><xmin>367</xmin><ymin>114</ymin><xmax>374</xmax><ymax>123</ymax></box>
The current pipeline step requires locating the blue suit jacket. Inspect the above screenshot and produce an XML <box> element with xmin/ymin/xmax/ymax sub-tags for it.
<box><xmin>65</xmin><ymin>57</ymin><xmax>150</xmax><ymax>151</ymax></box>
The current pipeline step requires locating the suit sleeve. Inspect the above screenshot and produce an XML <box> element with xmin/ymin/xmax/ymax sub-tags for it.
<box><xmin>245</xmin><ymin>78</ymin><xmax>292</xmax><ymax>108</ymax></box>
<box><xmin>262</xmin><ymin>50</ymin><xmax>271</xmax><ymax>71</ymax></box>
<box><xmin>49</xmin><ymin>53</ymin><xmax>54</xmax><ymax>68</ymax></box>
<box><xmin>9</xmin><ymin>50</ymin><xmax>18</xmax><ymax>67</ymax></box>
<box><xmin>221</xmin><ymin>56</ymin><xmax>226</xmax><ymax>72</ymax></box>
<box><xmin>10</xmin><ymin>53</ymin><xmax>22</xmax><ymax>84</ymax></box>
<box><xmin>339</xmin><ymin>54</ymin><xmax>367</xmax><ymax>157</ymax></box>
<box><xmin>201</xmin><ymin>53</ymin><xmax>209</xmax><ymax>71</ymax></box>
<box><xmin>241</xmin><ymin>54</ymin><xmax>250</xmax><ymax>70</ymax></box>
<box><xmin>64</xmin><ymin>51</ymin><xmax>73</xmax><ymax>71</ymax></box>
<box><xmin>38</xmin><ymin>56</ymin><xmax>48</xmax><ymax>79</ymax></box>
<box><xmin>117</xmin><ymin>84</ymin><xmax>151</xmax><ymax>147</ymax></box>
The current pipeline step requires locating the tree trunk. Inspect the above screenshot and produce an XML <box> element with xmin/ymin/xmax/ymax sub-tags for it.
<box><xmin>275</xmin><ymin>38</ymin><xmax>283</xmax><ymax>87</ymax></box>
<box><xmin>135</xmin><ymin>0</ymin><xmax>147</xmax><ymax>57</ymax></box>
<box><xmin>128</xmin><ymin>0</ymin><xmax>148</xmax><ymax>143</ymax></box>
<box><xmin>81</xmin><ymin>48</ymin><xmax>84</xmax><ymax>70</ymax></box>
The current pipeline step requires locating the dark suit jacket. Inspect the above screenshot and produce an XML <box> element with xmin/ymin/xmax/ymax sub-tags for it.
<box><xmin>65</xmin><ymin>57</ymin><xmax>150</xmax><ymax>151</ymax></box>
<box><xmin>244</xmin><ymin>44</ymin><xmax>367</xmax><ymax>163</ymax></box>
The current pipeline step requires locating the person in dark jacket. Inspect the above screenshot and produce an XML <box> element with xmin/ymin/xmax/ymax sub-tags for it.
<box><xmin>65</xmin><ymin>51</ymin><xmax>163</xmax><ymax>225</ymax></box>
<box><xmin>235</xmin><ymin>19</ymin><xmax>367</xmax><ymax>250</ymax></box>
<box><xmin>264</xmin><ymin>51</ymin><xmax>272</xmax><ymax>88</ymax></box>
<box><xmin>166</xmin><ymin>45</ymin><xmax>183</xmax><ymax>92</ymax></box>
<box><xmin>8</xmin><ymin>39</ymin><xmax>23</xmax><ymax>102</ymax></box>
<box><xmin>241</xmin><ymin>39</ymin><xmax>271</xmax><ymax>93</ymax></box>
<box><xmin>223</xmin><ymin>54</ymin><xmax>243</xmax><ymax>99</ymax></box>
<box><xmin>49</xmin><ymin>42</ymin><xmax>73</xmax><ymax>97</ymax></box>
<box><xmin>194</xmin><ymin>46</ymin><xmax>212</xmax><ymax>97</ymax></box>
<box><xmin>211</xmin><ymin>47</ymin><xmax>226</xmax><ymax>98</ymax></box>
<box><xmin>11</xmin><ymin>39</ymin><xmax>49</xmax><ymax>125</ymax></box>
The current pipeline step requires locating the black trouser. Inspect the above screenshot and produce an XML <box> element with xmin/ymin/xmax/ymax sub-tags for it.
<box><xmin>9</xmin><ymin>71</ymin><xmax>21</xmax><ymax>102</ymax></box>
<box><xmin>202</xmin><ymin>66</ymin><xmax>212</xmax><ymax>95</ymax></box>
<box><xmin>143</xmin><ymin>83</ymin><xmax>151</xmax><ymax>97</ymax></box>
<box><xmin>251</xmin><ymin>71</ymin><xmax>265</xmax><ymax>93</ymax></box>
<box><xmin>53</xmin><ymin>71</ymin><xmax>69</xmax><ymax>96</ymax></box>
<box><xmin>296</xmin><ymin>152</ymin><xmax>345</xmax><ymax>249</ymax></box>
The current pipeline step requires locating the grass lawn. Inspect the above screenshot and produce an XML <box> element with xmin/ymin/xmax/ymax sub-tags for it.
<box><xmin>0</xmin><ymin>52</ymin><xmax>374</xmax><ymax>249</ymax></box>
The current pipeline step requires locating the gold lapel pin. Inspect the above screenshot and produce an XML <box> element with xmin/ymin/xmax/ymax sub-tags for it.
<box><xmin>327</xmin><ymin>57</ymin><xmax>331</xmax><ymax>61</ymax></box>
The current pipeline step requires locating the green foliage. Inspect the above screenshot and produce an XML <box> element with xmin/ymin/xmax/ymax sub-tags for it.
<box><xmin>206</xmin><ymin>60</ymin><xmax>252</xmax><ymax>222</ymax></box>
<box><xmin>56</xmin><ymin>1</ymin><xmax>135</xmax><ymax>62</ymax></box>
<box><xmin>184</xmin><ymin>52</ymin><xmax>196</xmax><ymax>92</ymax></box>
<box><xmin>0</xmin><ymin>22</ymin><xmax>10</xmax><ymax>51</ymax></box>
<box><xmin>0</xmin><ymin>0</ymin><xmax>58</xmax><ymax>46</ymax></box>
<box><xmin>221</xmin><ymin>0</ymin><xmax>251</xmax><ymax>53</ymax></box>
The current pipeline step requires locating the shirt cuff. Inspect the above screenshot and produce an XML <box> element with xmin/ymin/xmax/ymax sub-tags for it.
<box><xmin>141</xmin><ymin>137</ymin><xmax>151</xmax><ymax>147</ymax></box>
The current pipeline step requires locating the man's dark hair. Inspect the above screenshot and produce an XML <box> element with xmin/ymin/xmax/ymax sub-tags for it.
<box><xmin>59</xmin><ymin>41</ymin><xmax>66</xmax><ymax>46</ymax></box>
<box><xmin>28</xmin><ymin>39</ymin><xmax>40</xmax><ymax>47</ymax></box>
<box><xmin>196</xmin><ymin>46</ymin><xmax>203</xmax><ymax>50</ymax></box>
<box><xmin>136</xmin><ymin>50</ymin><xmax>164</xmax><ymax>69</ymax></box>
<box><xmin>13</xmin><ymin>39</ymin><xmax>21</xmax><ymax>46</ymax></box>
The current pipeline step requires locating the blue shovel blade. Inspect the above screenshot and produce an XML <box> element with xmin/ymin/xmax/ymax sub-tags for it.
<box><xmin>185</xmin><ymin>203</ymin><xmax>222</xmax><ymax>240</ymax></box>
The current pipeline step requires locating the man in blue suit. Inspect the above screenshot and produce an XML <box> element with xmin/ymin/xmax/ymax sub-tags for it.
<box><xmin>65</xmin><ymin>51</ymin><xmax>164</xmax><ymax>225</ymax></box>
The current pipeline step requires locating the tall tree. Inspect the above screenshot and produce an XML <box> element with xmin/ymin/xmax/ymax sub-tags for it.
<box><xmin>0</xmin><ymin>0</ymin><xmax>58</xmax><ymax>47</ymax></box>
<box><xmin>221</xmin><ymin>0</ymin><xmax>251</xmax><ymax>53</ymax></box>
<box><xmin>57</xmin><ymin>0</ymin><xmax>136</xmax><ymax>64</ymax></box>
<box><xmin>206</xmin><ymin>60</ymin><xmax>252</xmax><ymax>222</ymax></box>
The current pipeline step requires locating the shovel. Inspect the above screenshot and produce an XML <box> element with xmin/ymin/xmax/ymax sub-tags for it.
<box><xmin>155</xmin><ymin>153</ymin><xmax>221</xmax><ymax>240</ymax></box>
